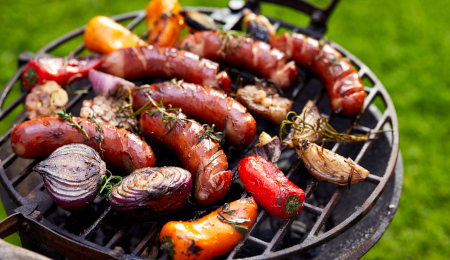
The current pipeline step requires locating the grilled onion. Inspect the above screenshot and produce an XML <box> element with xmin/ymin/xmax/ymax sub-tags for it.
<box><xmin>108</xmin><ymin>167</ymin><xmax>192</xmax><ymax>221</ymax></box>
<box><xmin>298</xmin><ymin>140</ymin><xmax>369</xmax><ymax>186</ymax></box>
<box><xmin>33</xmin><ymin>144</ymin><xmax>106</xmax><ymax>211</ymax></box>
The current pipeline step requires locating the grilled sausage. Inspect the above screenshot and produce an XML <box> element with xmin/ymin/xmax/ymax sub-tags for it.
<box><xmin>271</xmin><ymin>33</ymin><xmax>366</xmax><ymax>117</ymax></box>
<box><xmin>11</xmin><ymin>117</ymin><xmax>155</xmax><ymax>174</ymax></box>
<box><xmin>140</xmin><ymin>109</ymin><xmax>231</xmax><ymax>206</ymax></box>
<box><xmin>179</xmin><ymin>30</ymin><xmax>298</xmax><ymax>89</ymax></box>
<box><xmin>132</xmin><ymin>81</ymin><xmax>256</xmax><ymax>148</ymax></box>
<box><xmin>102</xmin><ymin>45</ymin><xmax>232</xmax><ymax>93</ymax></box>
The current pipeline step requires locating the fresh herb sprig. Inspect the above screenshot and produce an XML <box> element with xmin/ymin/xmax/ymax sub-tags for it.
<box><xmin>217</xmin><ymin>30</ymin><xmax>249</xmax><ymax>58</ymax></box>
<box><xmin>280</xmin><ymin>110</ymin><xmax>371</xmax><ymax>144</ymax></box>
<box><xmin>98</xmin><ymin>170</ymin><xmax>122</xmax><ymax>200</ymax></box>
<box><xmin>196</xmin><ymin>124</ymin><xmax>225</xmax><ymax>145</ymax></box>
<box><xmin>88</xmin><ymin>115</ymin><xmax>105</xmax><ymax>157</ymax></box>
<box><xmin>217</xmin><ymin>203</ymin><xmax>251</xmax><ymax>235</ymax></box>
<box><xmin>57</xmin><ymin>108</ymin><xmax>90</xmax><ymax>140</ymax></box>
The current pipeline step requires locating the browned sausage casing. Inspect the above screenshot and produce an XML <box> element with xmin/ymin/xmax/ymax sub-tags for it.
<box><xmin>271</xmin><ymin>33</ymin><xmax>366</xmax><ymax>117</ymax></box>
<box><xmin>11</xmin><ymin>117</ymin><xmax>155</xmax><ymax>174</ymax></box>
<box><xmin>102</xmin><ymin>45</ymin><xmax>232</xmax><ymax>93</ymax></box>
<box><xmin>179</xmin><ymin>31</ymin><xmax>298</xmax><ymax>89</ymax></box>
<box><xmin>140</xmin><ymin>110</ymin><xmax>231</xmax><ymax>205</ymax></box>
<box><xmin>132</xmin><ymin>81</ymin><xmax>256</xmax><ymax>148</ymax></box>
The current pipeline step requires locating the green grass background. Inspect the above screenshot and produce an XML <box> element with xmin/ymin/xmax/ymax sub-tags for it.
<box><xmin>0</xmin><ymin>0</ymin><xmax>449</xmax><ymax>259</ymax></box>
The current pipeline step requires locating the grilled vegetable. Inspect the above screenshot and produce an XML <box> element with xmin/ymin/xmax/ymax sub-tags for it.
<box><xmin>236</xmin><ymin>85</ymin><xmax>292</xmax><ymax>125</ymax></box>
<box><xmin>242</xmin><ymin>9</ymin><xmax>276</xmax><ymax>43</ymax></box>
<box><xmin>160</xmin><ymin>197</ymin><xmax>258</xmax><ymax>260</ymax></box>
<box><xmin>33</xmin><ymin>144</ymin><xmax>106</xmax><ymax>211</ymax></box>
<box><xmin>181</xmin><ymin>11</ymin><xmax>219</xmax><ymax>32</ymax></box>
<box><xmin>298</xmin><ymin>140</ymin><xmax>369</xmax><ymax>186</ymax></box>
<box><xmin>88</xmin><ymin>70</ymin><xmax>136</xmax><ymax>97</ymax></box>
<box><xmin>238</xmin><ymin>155</ymin><xmax>305</xmax><ymax>219</ymax></box>
<box><xmin>22</xmin><ymin>55</ymin><xmax>103</xmax><ymax>90</ymax></box>
<box><xmin>108</xmin><ymin>167</ymin><xmax>192</xmax><ymax>221</ymax></box>
<box><xmin>84</xmin><ymin>15</ymin><xmax>146</xmax><ymax>54</ymax></box>
<box><xmin>145</xmin><ymin>0</ymin><xmax>183</xmax><ymax>47</ymax></box>
<box><xmin>80</xmin><ymin>96</ymin><xmax>137</xmax><ymax>131</ymax></box>
<box><xmin>25</xmin><ymin>80</ymin><xmax>68</xmax><ymax>120</ymax></box>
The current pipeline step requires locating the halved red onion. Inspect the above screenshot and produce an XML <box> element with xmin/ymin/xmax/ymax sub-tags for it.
<box><xmin>89</xmin><ymin>69</ymin><xmax>136</xmax><ymax>97</ymax></box>
<box><xmin>108</xmin><ymin>167</ymin><xmax>192</xmax><ymax>221</ymax></box>
<box><xmin>33</xmin><ymin>144</ymin><xmax>106</xmax><ymax>211</ymax></box>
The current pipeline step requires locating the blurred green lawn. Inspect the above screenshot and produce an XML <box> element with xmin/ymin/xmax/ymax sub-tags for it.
<box><xmin>1</xmin><ymin>0</ymin><xmax>449</xmax><ymax>259</ymax></box>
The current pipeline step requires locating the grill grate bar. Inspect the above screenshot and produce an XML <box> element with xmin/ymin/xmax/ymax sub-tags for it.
<box><xmin>1</xmin><ymin>153</ymin><xmax>18</xmax><ymax>169</ymax></box>
<box><xmin>365</xmin><ymin>174</ymin><xmax>381</xmax><ymax>184</ymax></box>
<box><xmin>247</xmin><ymin>236</ymin><xmax>269</xmax><ymax>248</ymax></box>
<box><xmin>10</xmin><ymin>160</ymin><xmax>38</xmax><ymax>187</ymax></box>
<box><xmin>0</xmin><ymin>67</ymin><xmax>25</xmax><ymax>109</ymax></box>
<box><xmin>303</xmin><ymin>203</ymin><xmax>323</xmax><ymax>215</ymax></box>
<box><xmin>80</xmin><ymin>206</ymin><xmax>112</xmax><ymax>240</ymax></box>
<box><xmin>264</xmin><ymin>218</ymin><xmax>296</xmax><ymax>255</ymax></box>
<box><xmin>0</xmin><ymin>113</ymin><xmax>26</xmax><ymax>147</ymax></box>
<box><xmin>105</xmin><ymin>223</ymin><xmax>132</xmax><ymax>249</ymax></box>
<box><xmin>0</xmin><ymin>92</ymin><xmax>27</xmax><ymax>122</ymax></box>
<box><xmin>306</xmin><ymin>186</ymin><xmax>345</xmax><ymax>239</ymax></box>
<box><xmin>131</xmin><ymin>222</ymin><xmax>163</xmax><ymax>256</ymax></box>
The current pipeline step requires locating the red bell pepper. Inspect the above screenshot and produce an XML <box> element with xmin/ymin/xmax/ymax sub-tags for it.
<box><xmin>238</xmin><ymin>155</ymin><xmax>305</xmax><ymax>219</ymax></box>
<box><xmin>22</xmin><ymin>55</ymin><xmax>103</xmax><ymax>90</ymax></box>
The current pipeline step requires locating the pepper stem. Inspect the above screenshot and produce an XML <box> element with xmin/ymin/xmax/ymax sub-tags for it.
<box><xmin>24</xmin><ymin>67</ymin><xmax>38</xmax><ymax>87</ymax></box>
<box><xmin>284</xmin><ymin>194</ymin><xmax>302</xmax><ymax>215</ymax></box>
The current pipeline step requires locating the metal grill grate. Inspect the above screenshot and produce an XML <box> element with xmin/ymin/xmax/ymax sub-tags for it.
<box><xmin>0</xmin><ymin>1</ymin><xmax>400</xmax><ymax>259</ymax></box>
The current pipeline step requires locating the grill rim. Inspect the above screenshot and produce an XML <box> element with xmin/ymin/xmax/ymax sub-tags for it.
<box><xmin>0</xmin><ymin>1</ymin><xmax>401</xmax><ymax>259</ymax></box>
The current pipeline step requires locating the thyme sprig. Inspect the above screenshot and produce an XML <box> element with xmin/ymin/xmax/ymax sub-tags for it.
<box><xmin>170</xmin><ymin>78</ymin><xmax>184</xmax><ymax>90</ymax></box>
<box><xmin>217</xmin><ymin>30</ymin><xmax>249</xmax><ymax>58</ymax></box>
<box><xmin>88</xmin><ymin>115</ymin><xmax>105</xmax><ymax>158</ymax></box>
<box><xmin>57</xmin><ymin>108</ymin><xmax>90</xmax><ymax>140</ymax></box>
<box><xmin>217</xmin><ymin>203</ymin><xmax>251</xmax><ymax>236</ymax></box>
<box><xmin>196</xmin><ymin>124</ymin><xmax>225</xmax><ymax>145</ymax></box>
<box><xmin>279</xmin><ymin>110</ymin><xmax>371</xmax><ymax>144</ymax></box>
<box><xmin>98</xmin><ymin>170</ymin><xmax>122</xmax><ymax>200</ymax></box>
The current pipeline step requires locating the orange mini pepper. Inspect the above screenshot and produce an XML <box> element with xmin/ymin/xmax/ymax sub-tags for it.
<box><xmin>84</xmin><ymin>15</ymin><xmax>146</xmax><ymax>54</ymax></box>
<box><xmin>159</xmin><ymin>197</ymin><xmax>258</xmax><ymax>260</ymax></box>
<box><xmin>145</xmin><ymin>0</ymin><xmax>184</xmax><ymax>47</ymax></box>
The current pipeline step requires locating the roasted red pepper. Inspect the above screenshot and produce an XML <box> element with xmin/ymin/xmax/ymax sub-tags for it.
<box><xmin>238</xmin><ymin>155</ymin><xmax>305</xmax><ymax>219</ymax></box>
<box><xmin>22</xmin><ymin>55</ymin><xmax>103</xmax><ymax>90</ymax></box>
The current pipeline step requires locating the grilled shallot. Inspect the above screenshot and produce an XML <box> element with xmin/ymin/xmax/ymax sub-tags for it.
<box><xmin>33</xmin><ymin>144</ymin><xmax>106</xmax><ymax>211</ymax></box>
<box><xmin>298</xmin><ymin>140</ymin><xmax>369</xmax><ymax>186</ymax></box>
<box><xmin>236</xmin><ymin>85</ymin><xmax>292</xmax><ymax>125</ymax></box>
<box><xmin>108</xmin><ymin>167</ymin><xmax>192</xmax><ymax>221</ymax></box>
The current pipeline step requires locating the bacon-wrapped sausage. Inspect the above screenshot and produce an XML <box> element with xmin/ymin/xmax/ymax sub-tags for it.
<box><xmin>140</xmin><ymin>108</ymin><xmax>231</xmax><ymax>206</ymax></box>
<box><xmin>11</xmin><ymin>117</ymin><xmax>155</xmax><ymax>174</ymax></box>
<box><xmin>132</xmin><ymin>81</ymin><xmax>256</xmax><ymax>148</ymax></box>
<box><xmin>271</xmin><ymin>33</ymin><xmax>366</xmax><ymax>117</ymax></box>
<box><xmin>102</xmin><ymin>45</ymin><xmax>232</xmax><ymax>93</ymax></box>
<box><xmin>179</xmin><ymin>31</ymin><xmax>298</xmax><ymax>89</ymax></box>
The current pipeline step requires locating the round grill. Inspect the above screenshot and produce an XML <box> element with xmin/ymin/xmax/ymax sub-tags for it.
<box><xmin>0</xmin><ymin>2</ymin><xmax>401</xmax><ymax>259</ymax></box>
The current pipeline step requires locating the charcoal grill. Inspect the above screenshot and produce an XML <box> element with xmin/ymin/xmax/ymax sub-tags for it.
<box><xmin>0</xmin><ymin>0</ymin><xmax>401</xmax><ymax>259</ymax></box>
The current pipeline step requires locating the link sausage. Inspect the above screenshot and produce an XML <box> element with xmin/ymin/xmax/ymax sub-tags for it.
<box><xmin>179</xmin><ymin>30</ymin><xmax>298</xmax><ymax>89</ymax></box>
<box><xmin>132</xmin><ymin>81</ymin><xmax>256</xmax><ymax>148</ymax></box>
<box><xmin>102</xmin><ymin>45</ymin><xmax>232</xmax><ymax>93</ymax></box>
<box><xmin>271</xmin><ymin>33</ymin><xmax>366</xmax><ymax>117</ymax></box>
<box><xmin>140</xmin><ymin>109</ymin><xmax>231</xmax><ymax>206</ymax></box>
<box><xmin>11</xmin><ymin>117</ymin><xmax>155</xmax><ymax>174</ymax></box>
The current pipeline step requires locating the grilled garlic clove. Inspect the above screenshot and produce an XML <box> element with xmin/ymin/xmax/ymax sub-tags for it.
<box><xmin>25</xmin><ymin>80</ymin><xmax>69</xmax><ymax>120</ymax></box>
<box><xmin>298</xmin><ymin>141</ymin><xmax>369</xmax><ymax>185</ymax></box>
